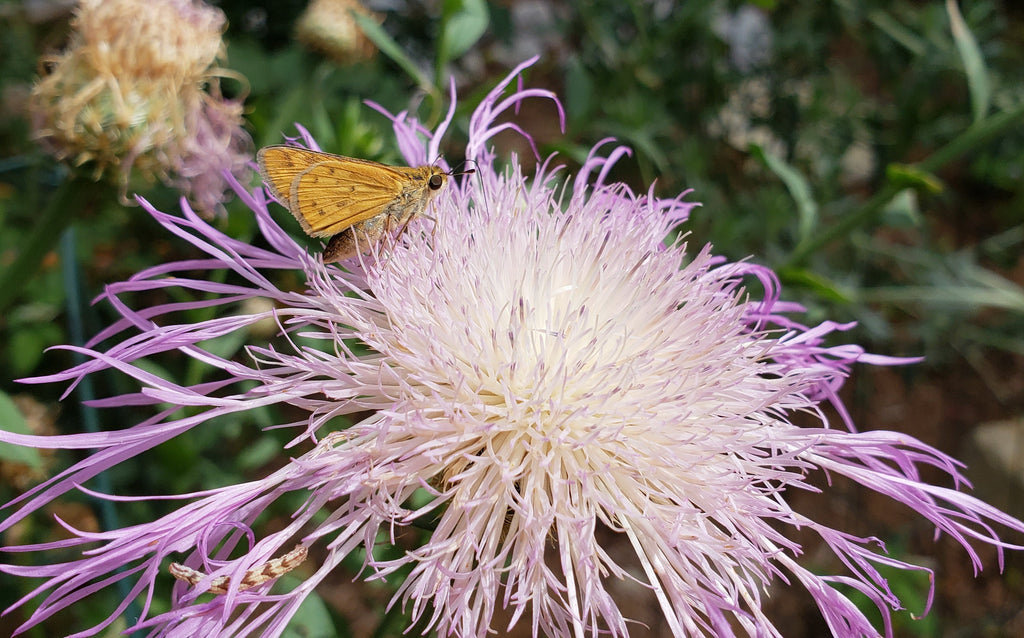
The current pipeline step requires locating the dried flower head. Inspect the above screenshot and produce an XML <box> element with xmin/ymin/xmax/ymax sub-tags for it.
<box><xmin>29</xmin><ymin>0</ymin><xmax>251</xmax><ymax>215</ymax></box>
<box><xmin>3</xmin><ymin>59</ymin><xmax>1023</xmax><ymax>637</ymax></box>
<box><xmin>295</xmin><ymin>0</ymin><xmax>379</xmax><ymax>65</ymax></box>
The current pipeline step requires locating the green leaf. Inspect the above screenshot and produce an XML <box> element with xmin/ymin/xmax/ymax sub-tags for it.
<box><xmin>351</xmin><ymin>11</ymin><xmax>434</xmax><ymax>94</ymax></box>
<box><xmin>281</xmin><ymin>588</ymin><xmax>336</xmax><ymax>638</ymax></box>
<box><xmin>0</xmin><ymin>175</ymin><xmax>78</xmax><ymax>313</ymax></box>
<box><xmin>0</xmin><ymin>390</ymin><xmax>44</xmax><ymax>469</ymax></box>
<box><xmin>235</xmin><ymin>436</ymin><xmax>282</xmax><ymax>471</ymax></box>
<box><xmin>778</xmin><ymin>267</ymin><xmax>851</xmax><ymax>303</ymax></box>
<box><xmin>438</xmin><ymin>0</ymin><xmax>490</xmax><ymax>70</ymax></box>
<box><xmin>946</xmin><ymin>0</ymin><xmax>991</xmax><ymax>124</ymax></box>
<box><xmin>261</xmin><ymin>84</ymin><xmax>311</xmax><ymax>147</ymax></box>
<box><xmin>8</xmin><ymin>321</ymin><xmax>61</xmax><ymax>378</ymax></box>
<box><xmin>886</xmin><ymin>163</ymin><xmax>943</xmax><ymax>194</ymax></box>
<box><xmin>564</xmin><ymin>56</ymin><xmax>594</xmax><ymax>121</ymax></box>
<box><xmin>749</xmin><ymin>143</ymin><xmax>818</xmax><ymax>242</ymax></box>
<box><xmin>859</xmin><ymin>284</ymin><xmax>1024</xmax><ymax>313</ymax></box>
<box><xmin>881</xmin><ymin>188</ymin><xmax>922</xmax><ymax>228</ymax></box>
<box><xmin>198</xmin><ymin>328</ymin><xmax>251</xmax><ymax>363</ymax></box>
<box><xmin>867</xmin><ymin>9</ymin><xmax>926</xmax><ymax>57</ymax></box>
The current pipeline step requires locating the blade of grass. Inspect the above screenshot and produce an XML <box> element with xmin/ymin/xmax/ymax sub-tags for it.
<box><xmin>750</xmin><ymin>143</ymin><xmax>818</xmax><ymax>242</ymax></box>
<box><xmin>352</xmin><ymin>10</ymin><xmax>436</xmax><ymax>98</ymax></box>
<box><xmin>947</xmin><ymin>0</ymin><xmax>991</xmax><ymax>124</ymax></box>
<box><xmin>786</xmin><ymin>100</ymin><xmax>1024</xmax><ymax>267</ymax></box>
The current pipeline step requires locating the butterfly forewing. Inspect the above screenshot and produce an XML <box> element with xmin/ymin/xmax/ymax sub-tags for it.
<box><xmin>257</xmin><ymin>146</ymin><xmax>338</xmax><ymax>207</ymax></box>
<box><xmin>290</xmin><ymin>161</ymin><xmax>404</xmax><ymax>236</ymax></box>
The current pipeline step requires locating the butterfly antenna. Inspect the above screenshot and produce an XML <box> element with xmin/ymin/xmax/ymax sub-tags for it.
<box><xmin>450</xmin><ymin>159</ymin><xmax>477</xmax><ymax>176</ymax></box>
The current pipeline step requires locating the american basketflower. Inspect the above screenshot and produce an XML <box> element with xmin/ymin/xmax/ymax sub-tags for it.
<box><xmin>3</xmin><ymin>59</ymin><xmax>1023</xmax><ymax>637</ymax></box>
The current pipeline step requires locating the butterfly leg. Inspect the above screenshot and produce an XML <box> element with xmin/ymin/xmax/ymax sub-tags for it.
<box><xmin>382</xmin><ymin>198</ymin><xmax>431</xmax><ymax>257</ymax></box>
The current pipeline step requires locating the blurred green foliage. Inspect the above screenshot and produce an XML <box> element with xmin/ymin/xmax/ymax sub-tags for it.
<box><xmin>0</xmin><ymin>0</ymin><xmax>1022</xmax><ymax>636</ymax></box>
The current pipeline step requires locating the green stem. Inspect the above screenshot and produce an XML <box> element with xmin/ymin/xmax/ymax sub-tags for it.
<box><xmin>59</xmin><ymin>228</ymin><xmax>145</xmax><ymax>637</ymax></box>
<box><xmin>786</xmin><ymin>101</ymin><xmax>1024</xmax><ymax>268</ymax></box>
<box><xmin>0</xmin><ymin>175</ymin><xmax>98</xmax><ymax>313</ymax></box>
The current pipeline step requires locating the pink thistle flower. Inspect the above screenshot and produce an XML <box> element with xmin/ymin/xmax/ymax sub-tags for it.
<box><xmin>3</xmin><ymin>58</ymin><xmax>1023</xmax><ymax>637</ymax></box>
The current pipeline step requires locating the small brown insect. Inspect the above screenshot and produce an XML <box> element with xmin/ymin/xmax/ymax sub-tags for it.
<box><xmin>169</xmin><ymin>544</ymin><xmax>308</xmax><ymax>594</ymax></box>
<box><xmin>257</xmin><ymin>145</ymin><xmax>468</xmax><ymax>263</ymax></box>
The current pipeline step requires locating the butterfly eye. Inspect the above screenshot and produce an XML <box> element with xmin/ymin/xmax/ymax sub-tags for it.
<box><xmin>428</xmin><ymin>174</ymin><xmax>444</xmax><ymax>190</ymax></box>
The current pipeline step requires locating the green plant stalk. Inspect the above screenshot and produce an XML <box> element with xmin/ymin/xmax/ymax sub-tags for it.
<box><xmin>786</xmin><ymin>101</ymin><xmax>1024</xmax><ymax>268</ymax></box>
<box><xmin>0</xmin><ymin>175</ymin><xmax>99</xmax><ymax>313</ymax></box>
<box><xmin>60</xmin><ymin>228</ymin><xmax>145</xmax><ymax>638</ymax></box>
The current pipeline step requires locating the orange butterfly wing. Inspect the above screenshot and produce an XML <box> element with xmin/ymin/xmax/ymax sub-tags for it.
<box><xmin>257</xmin><ymin>145</ymin><xmax>419</xmax><ymax>238</ymax></box>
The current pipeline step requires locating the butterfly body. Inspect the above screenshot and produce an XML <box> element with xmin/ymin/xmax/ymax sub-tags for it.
<box><xmin>257</xmin><ymin>146</ymin><xmax>449</xmax><ymax>263</ymax></box>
